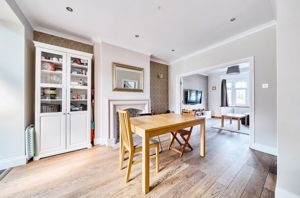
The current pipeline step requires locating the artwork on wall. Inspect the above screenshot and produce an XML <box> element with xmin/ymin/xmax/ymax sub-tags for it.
<box><xmin>122</xmin><ymin>79</ymin><xmax>138</xmax><ymax>89</ymax></box>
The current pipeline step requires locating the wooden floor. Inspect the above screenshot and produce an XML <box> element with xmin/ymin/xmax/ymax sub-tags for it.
<box><xmin>0</xmin><ymin>120</ymin><xmax>276</xmax><ymax>198</ymax></box>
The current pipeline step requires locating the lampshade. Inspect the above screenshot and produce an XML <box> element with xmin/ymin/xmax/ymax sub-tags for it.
<box><xmin>226</xmin><ymin>65</ymin><xmax>240</xmax><ymax>75</ymax></box>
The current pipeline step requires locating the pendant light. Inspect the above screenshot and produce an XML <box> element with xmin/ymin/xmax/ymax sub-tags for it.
<box><xmin>226</xmin><ymin>65</ymin><xmax>240</xmax><ymax>75</ymax></box>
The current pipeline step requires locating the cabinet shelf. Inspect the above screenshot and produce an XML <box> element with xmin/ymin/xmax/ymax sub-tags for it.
<box><xmin>40</xmin><ymin>83</ymin><xmax>63</xmax><ymax>88</ymax></box>
<box><xmin>71</xmin><ymin>73</ymin><xmax>87</xmax><ymax>77</ymax></box>
<box><xmin>70</xmin><ymin>85</ymin><xmax>88</xmax><ymax>90</ymax></box>
<box><xmin>41</xmin><ymin>99</ymin><xmax>62</xmax><ymax>102</ymax></box>
<box><xmin>41</xmin><ymin>59</ymin><xmax>62</xmax><ymax>65</ymax></box>
<box><xmin>71</xmin><ymin>63</ymin><xmax>88</xmax><ymax>69</ymax></box>
<box><xmin>41</xmin><ymin>70</ymin><xmax>62</xmax><ymax>74</ymax></box>
<box><xmin>71</xmin><ymin>99</ymin><xmax>88</xmax><ymax>101</ymax></box>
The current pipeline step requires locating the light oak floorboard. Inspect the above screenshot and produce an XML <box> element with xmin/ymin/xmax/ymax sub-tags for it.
<box><xmin>0</xmin><ymin>119</ymin><xmax>276</xmax><ymax>198</ymax></box>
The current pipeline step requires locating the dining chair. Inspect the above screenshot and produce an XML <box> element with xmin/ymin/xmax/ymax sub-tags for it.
<box><xmin>118</xmin><ymin>110</ymin><xmax>160</xmax><ymax>183</ymax></box>
<box><xmin>168</xmin><ymin>109</ymin><xmax>196</xmax><ymax>157</ymax></box>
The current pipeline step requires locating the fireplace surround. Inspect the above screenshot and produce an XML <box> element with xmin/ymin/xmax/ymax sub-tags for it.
<box><xmin>108</xmin><ymin>99</ymin><xmax>150</xmax><ymax>146</ymax></box>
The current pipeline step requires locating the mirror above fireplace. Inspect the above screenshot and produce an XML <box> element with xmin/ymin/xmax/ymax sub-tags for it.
<box><xmin>112</xmin><ymin>62</ymin><xmax>144</xmax><ymax>92</ymax></box>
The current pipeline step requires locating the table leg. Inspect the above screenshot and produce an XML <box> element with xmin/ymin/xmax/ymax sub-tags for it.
<box><xmin>142</xmin><ymin>133</ymin><xmax>150</xmax><ymax>194</ymax></box>
<box><xmin>200</xmin><ymin>120</ymin><xmax>206</xmax><ymax>157</ymax></box>
<box><xmin>230</xmin><ymin>118</ymin><xmax>232</xmax><ymax>124</ymax></box>
<box><xmin>238</xmin><ymin>118</ymin><xmax>241</xmax><ymax>131</ymax></box>
<box><xmin>221</xmin><ymin>116</ymin><xmax>224</xmax><ymax>127</ymax></box>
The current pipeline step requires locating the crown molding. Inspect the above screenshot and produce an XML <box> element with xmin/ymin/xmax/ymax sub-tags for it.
<box><xmin>93</xmin><ymin>37</ymin><xmax>152</xmax><ymax>57</ymax></box>
<box><xmin>150</xmin><ymin>57</ymin><xmax>169</xmax><ymax>65</ymax></box>
<box><xmin>170</xmin><ymin>20</ymin><xmax>277</xmax><ymax>65</ymax></box>
<box><xmin>33</xmin><ymin>26</ymin><xmax>94</xmax><ymax>45</ymax></box>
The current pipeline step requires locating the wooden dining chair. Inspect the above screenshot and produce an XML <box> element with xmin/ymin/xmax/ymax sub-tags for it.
<box><xmin>168</xmin><ymin>109</ymin><xmax>196</xmax><ymax>157</ymax></box>
<box><xmin>118</xmin><ymin>110</ymin><xmax>160</xmax><ymax>183</ymax></box>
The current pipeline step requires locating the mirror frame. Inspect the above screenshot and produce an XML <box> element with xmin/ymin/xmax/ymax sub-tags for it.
<box><xmin>112</xmin><ymin>62</ymin><xmax>144</xmax><ymax>92</ymax></box>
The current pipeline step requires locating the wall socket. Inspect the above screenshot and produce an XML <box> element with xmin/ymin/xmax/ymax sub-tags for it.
<box><xmin>262</xmin><ymin>83</ymin><xmax>269</xmax><ymax>88</ymax></box>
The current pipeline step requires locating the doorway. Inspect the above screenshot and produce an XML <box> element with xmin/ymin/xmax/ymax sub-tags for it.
<box><xmin>176</xmin><ymin>57</ymin><xmax>255</xmax><ymax>147</ymax></box>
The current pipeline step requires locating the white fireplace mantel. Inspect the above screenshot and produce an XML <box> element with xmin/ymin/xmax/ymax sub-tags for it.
<box><xmin>108</xmin><ymin>99</ymin><xmax>150</xmax><ymax>146</ymax></box>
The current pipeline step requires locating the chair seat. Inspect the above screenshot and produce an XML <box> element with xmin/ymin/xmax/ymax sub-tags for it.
<box><xmin>177</xmin><ymin>129</ymin><xmax>191</xmax><ymax>136</ymax></box>
<box><xmin>133</xmin><ymin>134</ymin><xmax>158</xmax><ymax>147</ymax></box>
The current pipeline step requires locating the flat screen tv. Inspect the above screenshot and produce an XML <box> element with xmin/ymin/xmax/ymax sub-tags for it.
<box><xmin>184</xmin><ymin>89</ymin><xmax>202</xmax><ymax>104</ymax></box>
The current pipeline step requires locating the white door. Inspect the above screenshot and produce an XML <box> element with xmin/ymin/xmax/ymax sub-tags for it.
<box><xmin>66</xmin><ymin>54</ymin><xmax>91</xmax><ymax>150</ymax></box>
<box><xmin>67</xmin><ymin>112</ymin><xmax>88</xmax><ymax>149</ymax></box>
<box><xmin>36</xmin><ymin>47</ymin><xmax>67</xmax><ymax>157</ymax></box>
<box><xmin>40</xmin><ymin>114</ymin><xmax>65</xmax><ymax>155</ymax></box>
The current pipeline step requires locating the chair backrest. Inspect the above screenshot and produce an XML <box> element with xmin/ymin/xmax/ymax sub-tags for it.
<box><xmin>181</xmin><ymin>109</ymin><xmax>196</xmax><ymax>116</ymax></box>
<box><xmin>181</xmin><ymin>109</ymin><xmax>196</xmax><ymax>131</ymax></box>
<box><xmin>118</xmin><ymin>110</ymin><xmax>134</xmax><ymax>152</ymax></box>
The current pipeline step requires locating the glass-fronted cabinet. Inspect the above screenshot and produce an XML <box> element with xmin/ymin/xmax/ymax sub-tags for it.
<box><xmin>68</xmin><ymin>55</ymin><xmax>89</xmax><ymax>113</ymax></box>
<box><xmin>34</xmin><ymin>42</ymin><xmax>92</xmax><ymax>160</ymax></box>
<box><xmin>39</xmin><ymin>50</ymin><xmax>66</xmax><ymax>114</ymax></box>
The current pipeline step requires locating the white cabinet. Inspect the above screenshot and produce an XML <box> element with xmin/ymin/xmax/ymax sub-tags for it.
<box><xmin>40</xmin><ymin>115</ymin><xmax>65</xmax><ymax>155</ymax></box>
<box><xmin>203</xmin><ymin>111</ymin><xmax>212</xmax><ymax>119</ymax></box>
<box><xmin>67</xmin><ymin>113</ymin><xmax>88</xmax><ymax>150</ymax></box>
<box><xmin>34</xmin><ymin>42</ymin><xmax>92</xmax><ymax>160</ymax></box>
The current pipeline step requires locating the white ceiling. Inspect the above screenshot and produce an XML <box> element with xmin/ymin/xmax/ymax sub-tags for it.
<box><xmin>15</xmin><ymin>0</ymin><xmax>275</xmax><ymax>63</ymax></box>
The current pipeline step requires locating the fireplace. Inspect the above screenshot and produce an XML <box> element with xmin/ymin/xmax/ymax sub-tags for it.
<box><xmin>109</xmin><ymin>100</ymin><xmax>150</xmax><ymax>146</ymax></box>
<box><xmin>115</xmin><ymin>108</ymin><xmax>143</xmax><ymax>143</ymax></box>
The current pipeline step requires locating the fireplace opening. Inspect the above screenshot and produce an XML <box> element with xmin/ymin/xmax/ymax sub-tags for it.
<box><xmin>115</xmin><ymin>108</ymin><xmax>143</xmax><ymax>143</ymax></box>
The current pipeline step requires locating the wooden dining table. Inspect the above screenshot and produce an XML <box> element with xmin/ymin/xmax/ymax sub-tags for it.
<box><xmin>130</xmin><ymin>113</ymin><xmax>206</xmax><ymax>194</ymax></box>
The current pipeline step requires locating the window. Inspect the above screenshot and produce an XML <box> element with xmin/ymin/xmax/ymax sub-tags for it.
<box><xmin>227</xmin><ymin>80</ymin><xmax>248</xmax><ymax>106</ymax></box>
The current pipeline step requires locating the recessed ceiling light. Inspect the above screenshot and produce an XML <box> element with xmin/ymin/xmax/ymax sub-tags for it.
<box><xmin>171</xmin><ymin>49</ymin><xmax>175</xmax><ymax>52</ymax></box>
<box><xmin>66</xmin><ymin>7</ymin><xmax>73</xmax><ymax>12</ymax></box>
<box><xmin>230</xmin><ymin>17</ymin><xmax>236</xmax><ymax>22</ymax></box>
<box><xmin>135</xmin><ymin>34</ymin><xmax>140</xmax><ymax>38</ymax></box>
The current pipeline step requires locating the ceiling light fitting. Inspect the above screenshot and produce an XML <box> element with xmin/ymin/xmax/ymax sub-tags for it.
<box><xmin>230</xmin><ymin>17</ymin><xmax>236</xmax><ymax>22</ymax></box>
<box><xmin>66</xmin><ymin>7</ymin><xmax>73</xmax><ymax>12</ymax></box>
<box><xmin>226</xmin><ymin>65</ymin><xmax>240</xmax><ymax>75</ymax></box>
<box><xmin>135</xmin><ymin>34</ymin><xmax>140</xmax><ymax>38</ymax></box>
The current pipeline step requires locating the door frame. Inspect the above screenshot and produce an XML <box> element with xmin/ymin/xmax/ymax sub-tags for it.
<box><xmin>175</xmin><ymin>57</ymin><xmax>255</xmax><ymax>148</ymax></box>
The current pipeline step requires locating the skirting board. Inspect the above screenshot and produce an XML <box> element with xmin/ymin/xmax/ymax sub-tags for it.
<box><xmin>94</xmin><ymin>138</ymin><xmax>108</xmax><ymax>145</ymax></box>
<box><xmin>94</xmin><ymin>138</ymin><xmax>116</xmax><ymax>146</ymax></box>
<box><xmin>276</xmin><ymin>187</ymin><xmax>300</xmax><ymax>198</ymax></box>
<box><xmin>250</xmin><ymin>143</ymin><xmax>277</xmax><ymax>156</ymax></box>
<box><xmin>0</xmin><ymin>168</ymin><xmax>12</xmax><ymax>181</ymax></box>
<box><xmin>0</xmin><ymin>156</ymin><xmax>26</xmax><ymax>170</ymax></box>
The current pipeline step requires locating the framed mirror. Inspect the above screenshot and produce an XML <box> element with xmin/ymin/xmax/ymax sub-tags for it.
<box><xmin>112</xmin><ymin>62</ymin><xmax>144</xmax><ymax>92</ymax></box>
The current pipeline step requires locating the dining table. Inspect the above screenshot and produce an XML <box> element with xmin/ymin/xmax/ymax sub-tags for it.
<box><xmin>130</xmin><ymin>113</ymin><xmax>206</xmax><ymax>194</ymax></box>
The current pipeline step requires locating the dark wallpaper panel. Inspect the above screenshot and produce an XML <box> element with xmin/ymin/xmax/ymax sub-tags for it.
<box><xmin>150</xmin><ymin>61</ymin><xmax>169</xmax><ymax>114</ymax></box>
<box><xmin>33</xmin><ymin>31</ymin><xmax>93</xmax><ymax>53</ymax></box>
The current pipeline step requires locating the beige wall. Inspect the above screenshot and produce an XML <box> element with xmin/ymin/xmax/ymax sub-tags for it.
<box><xmin>150</xmin><ymin>61</ymin><xmax>169</xmax><ymax>114</ymax></box>
<box><xmin>94</xmin><ymin>42</ymin><xmax>150</xmax><ymax>145</ymax></box>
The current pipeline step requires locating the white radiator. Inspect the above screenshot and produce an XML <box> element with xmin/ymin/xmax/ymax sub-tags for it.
<box><xmin>25</xmin><ymin>124</ymin><xmax>35</xmax><ymax>161</ymax></box>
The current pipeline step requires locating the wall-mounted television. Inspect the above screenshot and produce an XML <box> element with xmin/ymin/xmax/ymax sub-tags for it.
<box><xmin>183</xmin><ymin>89</ymin><xmax>202</xmax><ymax>104</ymax></box>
